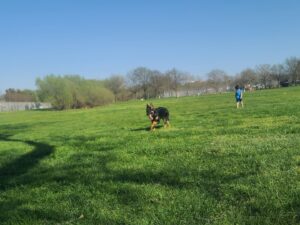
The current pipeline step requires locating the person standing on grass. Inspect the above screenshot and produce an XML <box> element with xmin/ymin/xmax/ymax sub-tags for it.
<box><xmin>235</xmin><ymin>85</ymin><xmax>244</xmax><ymax>108</ymax></box>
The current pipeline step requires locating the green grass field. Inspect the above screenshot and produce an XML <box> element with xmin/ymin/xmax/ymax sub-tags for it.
<box><xmin>0</xmin><ymin>87</ymin><xmax>300</xmax><ymax>225</ymax></box>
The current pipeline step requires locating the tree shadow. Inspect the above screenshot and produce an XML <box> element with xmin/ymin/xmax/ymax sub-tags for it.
<box><xmin>0</xmin><ymin>133</ymin><xmax>56</xmax><ymax>223</ymax></box>
<box><xmin>1</xmin><ymin>131</ymin><xmax>293</xmax><ymax>224</ymax></box>
<box><xmin>0</xmin><ymin>134</ymin><xmax>55</xmax><ymax>190</ymax></box>
<box><xmin>106</xmin><ymin>168</ymin><xmax>187</xmax><ymax>188</ymax></box>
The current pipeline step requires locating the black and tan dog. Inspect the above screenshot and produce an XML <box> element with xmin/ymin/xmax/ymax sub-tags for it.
<box><xmin>146</xmin><ymin>103</ymin><xmax>170</xmax><ymax>131</ymax></box>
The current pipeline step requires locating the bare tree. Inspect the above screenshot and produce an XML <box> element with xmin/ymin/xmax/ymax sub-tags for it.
<box><xmin>256</xmin><ymin>64</ymin><xmax>273</xmax><ymax>88</ymax></box>
<box><xmin>0</xmin><ymin>92</ymin><xmax>4</xmax><ymax>101</ymax></box>
<box><xmin>238</xmin><ymin>68</ymin><xmax>257</xmax><ymax>87</ymax></box>
<box><xmin>127</xmin><ymin>67</ymin><xmax>152</xmax><ymax>99</ymax></box>
<box><xmin>165</xmin><ymin>68</ymin><xmax>188</xmax><ymax>97</ymax></box>
<box><xmin>271</xmin><ymin>64</ymin><xmax>286</xmax><ymax>87</ymax></box>
<box><xmin>104</xmin><ymin>75</ymin><xmax>126</xmax><ymax>102</ymax></box>
<box><xmin>285</xmin><ymin>57</ymin><xmax>300</xmax><ymax>85</ymax></box>
<box><xmin>207</xmin><ymin>69</ymin><xmax>229</xmax><ymax>92</ymax></box>
<box><xmin>191</xmin><ymin>80</ymin><xmax>208</xmax><ymax>94</ymax></box>
<box><xmin>149</xmin><ymin>70</ymin><xmax>165</xmax><ymax>98</ymax></box>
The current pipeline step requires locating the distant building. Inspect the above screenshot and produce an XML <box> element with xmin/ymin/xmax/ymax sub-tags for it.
<box><xmin>0</xmin><ymin>102</ymin><xmax>52</xmax><ymax>112</ymax></box>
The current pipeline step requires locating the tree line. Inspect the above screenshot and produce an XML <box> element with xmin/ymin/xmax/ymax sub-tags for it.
<box><xmin>1</xmin><ymin>56</ymin><xmax>299</xmax><ymax>110</ymax></box>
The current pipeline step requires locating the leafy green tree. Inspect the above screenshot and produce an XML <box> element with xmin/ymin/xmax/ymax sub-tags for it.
<box><xmin>36</xmin><ymin>75</ymin><xmax>73</xmax><ymax>109</ymax></box>
<box><xmin>36</xmin><ymin>75</ymin><xmax>114</xmax><ymax>110</ymax></box>
<box><xmin>84</xmin><ymin>80</ymin><xmax>114</xmax><ymax>107</ymax></box>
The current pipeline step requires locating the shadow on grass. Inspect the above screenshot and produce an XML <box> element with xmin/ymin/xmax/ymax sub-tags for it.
<box><xmin>0</xmin><ymin>132</ymin><xmax>298</xmax><ymax>224</ymax></box>
<box><xmin>130</xmin><ymin>127</ymin><xmax>150</xmax><ymax>131</ymax></box>
<box><xmin>0</xmin><ymin>134</ymin><xmax>55</xmax><ymax>190</ymax></box>
<box><xmin>131</xmin><ymin>124</ymin><xmax>164</xmax><ymax>131</ymax></box>
<box><xmin>0</xmin><ymin>132</ymin><xmax>257</xmax><ymax>224</ymax></box>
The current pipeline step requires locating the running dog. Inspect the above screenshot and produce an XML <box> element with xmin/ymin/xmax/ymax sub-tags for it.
<box><xmin>146</xmin><ymin>103</ymin><xmax>170</xmax><ymax>131</ymax></box>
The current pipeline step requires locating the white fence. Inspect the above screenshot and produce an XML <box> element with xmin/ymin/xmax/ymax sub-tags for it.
<box><xmin>0</xmin><ymin>102</ymin><xmax>52</xmax><ymax>112</ymax></box>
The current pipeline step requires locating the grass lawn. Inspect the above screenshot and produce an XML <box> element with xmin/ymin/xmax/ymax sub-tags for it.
<box><xmin>0</xmin><ymin>87</ymin><xmax>299</xmax><ymax>225</ymax></box>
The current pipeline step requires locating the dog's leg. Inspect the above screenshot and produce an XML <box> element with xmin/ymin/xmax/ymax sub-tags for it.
<box><xmin>151</xmin><ymin>121</ymin><xmax>157</xmax><ymax>131</ymax></box>
<box><xmin>165</xmin><ymin>120</ymin><xmax>170</xmax><ymax>128</ymax></box>
<box><xmin>163</xmin><ymin>120</ymin><xmax>167</xmax><ymax>128</ymax></box>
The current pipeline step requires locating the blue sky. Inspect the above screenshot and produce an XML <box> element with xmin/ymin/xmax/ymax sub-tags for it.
<box><xmin>1</xmin><ymin>0</ymin><xmax>299</xmax><ymax>92</ymax></box>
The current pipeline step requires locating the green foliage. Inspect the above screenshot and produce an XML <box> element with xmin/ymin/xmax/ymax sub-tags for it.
<box><xmin>36</xmin><ymin>75</ymin><xmax>114</xmax><ymax>109</ymax></box>
<box><xmin>36</xmin><ymin>75</ymin><xmax>73</xmax><ymax>109</ymax></box>
<box><xmin>84</xmin><ymin>80</ymin><xmax>114</xmax><ymax>107</ymax></box>
<box><xmin>0</xmin><ymin>87</ymin><xmax>299</xmax><ymax>224</ymax></box>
